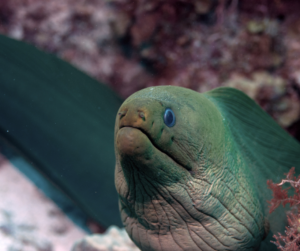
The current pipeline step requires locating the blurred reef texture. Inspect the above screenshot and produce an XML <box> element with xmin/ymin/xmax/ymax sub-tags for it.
<box><xmin>0</xmin><ymin>0</ymin><xmax>300</xmax><ymax>139</ymax></box>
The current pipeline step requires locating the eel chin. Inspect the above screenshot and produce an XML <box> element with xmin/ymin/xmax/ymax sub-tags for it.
<box><xmin>115</xmin><ymin>127</ymin><xmax>265</xmax><ymax>251</ymax></box>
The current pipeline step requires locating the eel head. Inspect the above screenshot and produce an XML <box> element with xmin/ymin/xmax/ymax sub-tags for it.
<box><xmin>114</xmin><ymin>86</ymin><xmax>267</xmax><ymax>251</ymax></box>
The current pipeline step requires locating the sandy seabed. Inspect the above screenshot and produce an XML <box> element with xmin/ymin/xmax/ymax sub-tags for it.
<box><xmin>0</xmin><ymin>153</ymin><xmax>86</xmax><ymax>251</ymax></box>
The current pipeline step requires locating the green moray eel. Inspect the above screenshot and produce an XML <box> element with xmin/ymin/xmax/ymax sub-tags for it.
<box><xmin>114</xmin><ymin>86</ymin><xmax>300</xmax><ymax>251</ymax></box>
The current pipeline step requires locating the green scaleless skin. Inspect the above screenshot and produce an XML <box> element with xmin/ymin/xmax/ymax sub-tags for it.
<box><xmin>114</xmin><ymin>86</ymin><xmax>300</xmax><ymax>251</ymax></box>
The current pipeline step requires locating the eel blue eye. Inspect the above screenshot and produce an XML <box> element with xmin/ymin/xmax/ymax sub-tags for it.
<box><xmin>164</xmin><ymin>108</ymin><xmax>176</xmax><ymax>127</ymax></box>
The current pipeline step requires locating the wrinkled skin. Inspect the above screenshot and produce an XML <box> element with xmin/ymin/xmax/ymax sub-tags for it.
<box><xmin>114</xmin><ymin>86</ymin><xmax>266</xmax><ymax>251</ymax></box>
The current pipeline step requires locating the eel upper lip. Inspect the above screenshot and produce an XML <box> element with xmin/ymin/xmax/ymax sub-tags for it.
<box><xmin>119</xmin><ymin>125</ymin><xmax>152</xmax><ymax>143</ymax></box>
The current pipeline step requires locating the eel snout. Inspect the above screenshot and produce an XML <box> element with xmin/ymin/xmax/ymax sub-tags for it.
<box><xmin>116</xmin><ymin>100</ymin><xmax>157</xmax><ymax>158</ymax></box>
<box><xmin>117</xmin><ymin>99</ymin><xmax>157</xmax><ymax>135</ymax></box>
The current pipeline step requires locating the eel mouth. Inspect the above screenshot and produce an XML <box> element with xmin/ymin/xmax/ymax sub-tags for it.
<box><xmin>119</xmin><ymin>125</ymin><xmax>156</xmax><ymax>148</ymax></box>
<box><xmin>117</xmin><ymin>126</ymin><xmax>189</xmax><ymax>172</ymax></box>
<box><xmin>116</xmin><ymin>126</ymin><xmax>153</xmax><ymax>157</ymax></box>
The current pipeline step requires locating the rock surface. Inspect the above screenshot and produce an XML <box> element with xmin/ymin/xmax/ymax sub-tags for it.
<box><xmin>72</xmin><ymin>226</ymin><xmax>139</xmax><ymax>251</ymax></box>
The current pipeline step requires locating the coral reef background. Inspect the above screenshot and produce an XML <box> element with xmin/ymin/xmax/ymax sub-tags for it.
<box><xmin>0</xmin><ymin>0</ymin><xmax>300</xmax><ymax>139</ymax></box>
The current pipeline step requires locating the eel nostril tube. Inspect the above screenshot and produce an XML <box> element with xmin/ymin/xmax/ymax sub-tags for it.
<box><xmin>118</xmin><ymin>110</ymin><xmax>127</xmax><ymax>120</ymax></box>
<box><xmin>138</xmin><ymin>111</ymin><xmax>145</xmax><ymax>121</ymax></box>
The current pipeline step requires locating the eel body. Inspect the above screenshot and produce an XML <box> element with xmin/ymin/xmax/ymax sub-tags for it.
<box><xmin>0</xmin><ymin>34</ymin><xmax>123</xmax><ymax>228</ymax></box>
<box><xmin>114</xmin><ymin>86</ymin><xmax>300</xmax><ymax>251</ymax></box>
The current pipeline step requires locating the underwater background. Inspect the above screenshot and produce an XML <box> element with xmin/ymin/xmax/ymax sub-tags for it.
<box><xmin>1</xmin><ymin>0</ymin><xmax>300</xmax><ymax>135</ymax></box>
<box><xmin>1</xmin><ymin>0</ymin><xmax>300</xmax><ymax>250</ymax></box>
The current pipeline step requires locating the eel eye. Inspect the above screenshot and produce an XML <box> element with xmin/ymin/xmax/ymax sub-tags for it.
<box><xmin>164</xmin><ymin>108</ymin><xmax>176</xmax><ymax>127</ymax></box>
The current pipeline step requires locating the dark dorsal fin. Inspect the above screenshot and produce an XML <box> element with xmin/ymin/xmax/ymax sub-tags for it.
<box><xmin>0</xmin><ymin>34</ymin><xmax>123</xmax><ymax>227</ymax></box>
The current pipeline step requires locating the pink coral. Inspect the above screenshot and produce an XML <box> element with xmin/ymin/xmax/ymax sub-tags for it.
<box><xmin>267</xmin><ymin>167</ymin><xmax>300</xmax><ymax>250</ymax></box>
